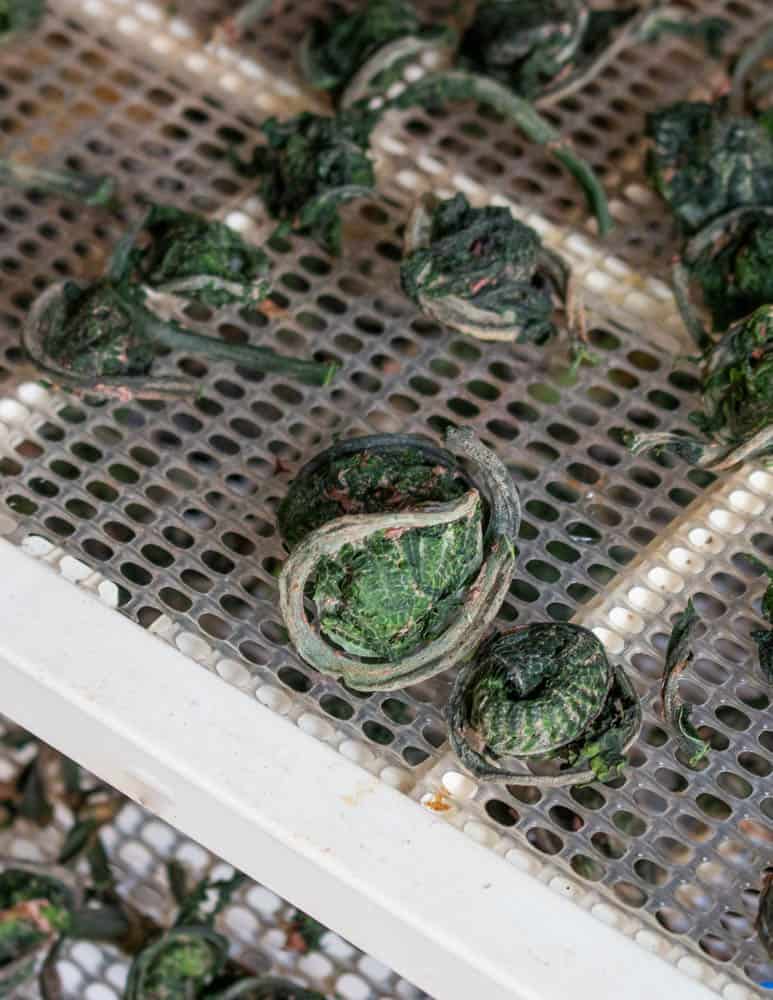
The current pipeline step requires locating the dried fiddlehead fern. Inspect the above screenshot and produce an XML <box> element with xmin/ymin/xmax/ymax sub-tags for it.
<box><xmin>455</xmin><ymin>1</ymin><xmax>726</xmax><ymax>109</ymax></box>
<box><xmin>231</xmin><ymin>109</ymin><xmax>381</xmax><ymax>255</ymax></box>
<box><xmin>125</xmin><ymin>865</ymin><xmax>245</xmax><ymax>1000</ymax></box>
<box><xmin>448</xmin><ymin>623</ymin><xmax>641</xmax><ymax>786</ymax></box>
<box><xmin>401</xmin><ymin>193</ymin><xmax>587</xmax><ymax>361</ymax></box>
<box><xmin>625</xmin><ymin>304</ymin><xmax>773</xmax><ymax>470</ymax></box>
<box><xmin>299</xmin><ymin>0</ymin><xmax>453</xmax><ymax>99</ymax></box>
<box><xmin>758</xmin><ymin>870</ymin><xmax>773</xmax><ymax>958</ymax></box>
<box><xmin>0</xmin><ymin>159</ymin><xmax>116</xmax><ymax>208</ymax></box>
<box><xmin>278</xmin><ymin>426</ymin><xmax>520</xmax><ymax>691</ymax></box>
<box><xmin>22</xmin><ymin>211</ymin><xmax>337</xmax><ymax>400</ymax></box>
<box><xmin>275</xmin><ymin>2</ymin><xmax>727</xmax><ymax>237</ymax></box>
<box><xmin>661</xmin><ymin>600</ymin><xmax>710</xmax><ymax>768</ymax></box>
<box><xmin>210</xmin><ymin>977</ymin><xmax>326</xmax><ymax>999</ymax></box>
<box><xmin>648</xmin><ymin>29</ymin><xmax>773</xmax><ymax>343</ymax></box>
<box><xmin>0</xmin><ymin>861</ymin><xmax>78</xmax><ymax>998</ymax></box>
<box><xmin>750</xmin><ymin>561</ymin><xmax>773</xmax><ymax>683</ymax></box>
<box><xmin>128</xmin><ymin>203</ymin><xmax>272</xmax><ymax>310</ymax></box>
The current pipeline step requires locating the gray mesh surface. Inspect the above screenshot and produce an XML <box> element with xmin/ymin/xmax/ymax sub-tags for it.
<box><xmin>0</xmin><ymin>0</ymin><xmax>771</xmax><ymax>994</ymax></box>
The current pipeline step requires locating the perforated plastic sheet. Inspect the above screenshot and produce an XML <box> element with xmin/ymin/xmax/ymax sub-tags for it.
<box><xmin>0</xmin><ymin>718</ymin><xmax>430</xmax><ymax>1000</ymax></box>
<box><xmin>0</xmin><ymin>1</ymin><xmax>771</xmax><ymax>996</ymax></box>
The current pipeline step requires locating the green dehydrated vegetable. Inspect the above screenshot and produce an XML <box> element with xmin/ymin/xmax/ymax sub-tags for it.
<box><xmin>0</xmin><ymin>863</ymin><xmax>77</xmax><ymax>999</ymax></box>
<box><xmin>0</xmin><ymin>0</ymin><xmax>44</xmax><ymax>44</ymax></box>
<box><xmin>750</xmin><ymin>562</ymin><xmax>773</xmax><ymax>683</ymax></box>
<box><xmin>210</xmin><ymin>977</ymin><xmax>326</xmax><ymax>1000</ymax></box>
<box><xmin>401</xmin><ymin>192</ymin><xmax>580</xmax><ymax>353</ymax></box>
<box><xmin>676</xmin><ymin>206</ymin><xmax>773</xmax><ymax>337</ymax></box>
<box><xmin>125</xmin><ymin>927</ymin><xmax>228</xmax><ymax>1000</ymax></box>
<box><xmin>661</xmin><ymin>600</ymin><xmax>710</xmax><ymax>768</ymax></box>
<box><xmin>648</xmin><ymin>101</ymin><xmax>773</xmax><ymax>237</ymax></box>
<box><xmin>287</xmin><ymin>2</ymin><xmax>727</xmax><ymax>237</ymax></box>
<box><xmin>458</xmin><ymin>2</ymin><xmax>726</xmax><ymax>106</ymax></box>
<box><xmin>758</xmin><ymin>871</ymin><xmax>773</xmax><ymax>958</ymax></box>
<box><xmin>22</xmin><ymin>216</ymin><xmax>337</xmax><ymax>399</ymax></box>
<box><xmin>126</xmin><ymin>866</ymin><xmax>245</xmax><ymax>1000</ymax></box>
<box><xmin>232</xmin><ymin>109</ymin><xmax>380</xmax><ymax>255</ymax></box>
<box><xmin>448</xmin><ymin>623</ymin><xmax>641</xmax><ymax>785</ymax></box>
<box><xmin>625</xmin><ymin>304</ymin><xmax>773</xmax><ymax>469</ymax></box>
<box><xmin>649</xmin><ymin>33</ymin><xmax>773</xmax><ymax>341</ymax></box>
<box><xmin>299</xmin><ymin>0</ymin><xmax>725</xmax><ymax>111</ymax></box>
<box><xmin>130</xmin><ymin>203</ymin><xmax>272</xmax><ymax>309</ymax></box>
<box><xmin>284</xmin><ymin>910</ymin><xmax>326</xmax><ymax>953</ymax></box>
<box><xmin>278</xmin><ymin>426</ymin><xmax>520</xmax><ymax>690</ymax></box>
<box><xmin>299</xmin><ymin>0</ymin><xmax>451</xmax><ymax>98</ymax></box>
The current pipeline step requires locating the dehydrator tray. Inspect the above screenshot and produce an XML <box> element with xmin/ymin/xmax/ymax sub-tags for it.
<box><xmin>0</xmin><ymin>716</ymin><xmax>431</xmax><ymax>1000</ymax></box>
<box><xmin>0</xmin><ymin>2</ymin><xmax>771</xmax><ymax>998</ymax></box>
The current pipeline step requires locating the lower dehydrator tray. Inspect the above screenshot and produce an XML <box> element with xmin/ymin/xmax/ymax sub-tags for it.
<box><xmin>0</xmin><ymin>0</ymin><xmax>770</xmax><ymax>997</ymax></box>
<box><xmin>0</xmin><ymin>715</ymin><xmax>431</xmax><ymax>1000</ymax></box>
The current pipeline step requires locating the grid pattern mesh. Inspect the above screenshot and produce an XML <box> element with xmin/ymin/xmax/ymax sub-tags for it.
<box><xmin>0</xmin><ymin>0</ymin><xmax>770</xmax><ymax>993</ymax></box>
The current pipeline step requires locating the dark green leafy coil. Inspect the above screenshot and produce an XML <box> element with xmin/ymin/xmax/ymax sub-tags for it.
<box><xmin>750</xmin><ymin>561</ymin><xmax>773</xmax><ymax>683</ymax></box>
<box><xmin>459</xmin><ymin>1</ymin><xmax>725</xmax><ymax>105</ymax></box>
<box><xmin>124</xmin><ymin>927</ymin><xmax>228</xmax><ymax>1000</ymax></box>
<box><xmin>448</xmin><ymin>623</ymin><xmax>641</xmax><ymax>786</ymax></box>
<box><xmin>401</xmin><ymin>193</ymin><xmax>570</xmax><ymax>345</ymax></box>
<box><xmin>278</xmin><ymin>427</ymin><xmax>520</xmax><ymax>690</ymax></box>
<box><xmin>312</xmin><ymin>0</ymin><xmax>725</xmax><ymax>111</ymax></box>
<box><xmin>758</xmin><ymin>871</ymin><xmax>773</xmax><ymax>958</ymax></box>
<box><xmin>22</xmin><ymin>245</ymin><xmax>336</xmax><ymax>401</ymax></box>
<box><xmin>130</xmin><ymin>203</ymin><xmax>271</xmax><ymax>309</ymax></box>
<box><xmin>232</xmin><ymin>110</ymin><xmax>379</xmax><ymax>255</ymax></box>
<box><xmin>0</xmin><ymin>159</ymin><xmax>116</xmax><ymax>207</ymax></box>
<box><xmin>299</xmin><ymin>0</ymin><xmax>450</xmax><ymax>96</ymax></box>
<box><xmin>0</xmin><ymin>0</ymin><xmax>44</xmax><ymax>41</ymax></box>
<box><xmin>625</xmin><ymin>305</ymin><xmax>773</xmax><ymax>470</ymax></box>
<box><xmin>459</xmin><ymin>0</ymin><xmax>595</xmax><ymax>100</ymax></box>
<box><xmin>0</xmin><ymin>862</ymin><xmax>77</xmax><ymax>998</ymax></box>
<box><xmin>647</xmin><ymin>100</ymin><xmax>773</xmax><ymax>236</ymax></box>
<box><xmin>676</xmin><ymin>206</ymin><xmax>773</xmax><ymax>337</ymax></box>
<box><xmin>210</xmin><ymin>977</ymin><xmax>326</xmax><ymax>999</ymax></box>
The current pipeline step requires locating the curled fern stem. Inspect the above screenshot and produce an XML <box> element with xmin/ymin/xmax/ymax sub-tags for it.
<box><xmin>389</xmin><ymin>70</ymin><xmax>612</xmax><ymax>235</ymax></box>
<box><xmin>214</xmin><ymin>0</ymin><xmax>276</xmax><ymax>43</ymax></box>
<box><xmin>0</xmin><ymin>158</ymin><xmax>117</xmax><ymax>208</ymax></box>
<box><xmin>730</xmin><ymin>21</ymin><xmax>773</xmax><ymax>114</ymax></box>
<box><xmin>661</xmin><ymin>600</ymin><xmax>710</xmax><ymax>767</ymax></box>
<box><xmin>23</xmin><ymin>281</ymin><xmax>338</xmax><ymax>401</ymax></box>
<box><xmin>673</xmin><ymin>204</ymin><xmax>773</xmax><ymax>352</ymax></box>
<box><xmin>340</xmin><ymin>35</ymin><xmax>456</xmax><ymax>108</ymax></box>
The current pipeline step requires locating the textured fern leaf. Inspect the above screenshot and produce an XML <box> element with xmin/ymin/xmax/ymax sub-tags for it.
<box><xmin>315</xmin><ymin>500</ymin><xmax>483</xmax><ymax>661</ymax></box>
<box><xmin>132</xmin><ymin>204</ymin><xmax>271</xmax><ymax>308</ymax></box>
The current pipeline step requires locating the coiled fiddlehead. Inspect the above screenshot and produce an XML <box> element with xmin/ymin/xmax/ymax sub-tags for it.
<box><xmin>401</xmin><ymin>192</ymin><xmax>573</xmax><ymax>345</ymax></box>
<box><xmin>210</xmin><ymin>977</ymin><xmax>326</xmax><ymax>999</ymax></box>
<box><xmin>625</xmin><ymin>304</ymin><xmax>773</xmax><ymax>470</ymax></box>
<box><xmin>278</xmin><ymin>426</ymin><xmax>520</xmax><ymax>691</ymax></box>
<box><xmin>0</xmin><ymin>860</ymin><xmax>80</xmax><ymax>999</ymax></box>
<box><xmin>448</xmin><ymin>623</ymin><xmax>641</xmax><ymax>786</ymax></box>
